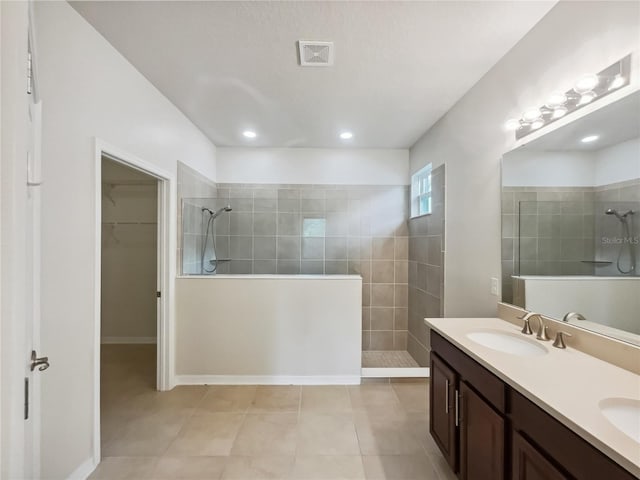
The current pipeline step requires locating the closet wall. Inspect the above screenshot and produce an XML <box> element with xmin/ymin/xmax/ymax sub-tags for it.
<box><xmin>101</xmin><ymin>158</ymin><xmax>158</xmax><ymax>343</ymax></box>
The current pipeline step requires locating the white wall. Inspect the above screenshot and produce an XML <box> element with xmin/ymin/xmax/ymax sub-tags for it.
<box><xmin>594</xmin><ymin>137</ymin><xmax>640</xmax><ymax>185</ymax></box>
<box><xmin>409</xmin><ymin>1</ymin><xmax>640</xmax><ymax>317</ymax></box>
<box><xmin>502</xmin><ymin>150</ymin><xmax>596</xmax><ymax>187</ymax></box>
<box><xmin>217</xmin><ymin>148</ymin><xmax>409</xmax><ymax>185</ymax></box>
<box><xmin>175</xmin><ymin>276</ymin><xmax>361</xmax><ymax>383</ymax></box>
<box><xmin>34</xmin><ymin>2</ymin><xmax>217</xmax><ymax>478</ymax></box>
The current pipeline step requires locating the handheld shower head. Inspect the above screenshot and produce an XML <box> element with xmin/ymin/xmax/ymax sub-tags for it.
<box><xmin>606</xmin><ymin>208</ymin><xmax>634</xmax><ymax>222</ymax></box>
<box><xmin>203</xmin><ymin>205</ymin><xmax>232</xmax><ymax>220</ymax></box>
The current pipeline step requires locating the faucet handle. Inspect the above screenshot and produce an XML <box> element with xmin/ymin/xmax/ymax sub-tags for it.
<box><xmin>521</xmin><ymin>318</ymin><xmax>533</xmax><ymax>335</ymax></box>
<box><xmin>536</xmin><ymin>324</ymin><xmax>550</xmax><ymax>341</ymax></box>
<box><xmin>553</xmin><ymin>331</ymin><xmax>572</xmax><ymax>349</ymax></box>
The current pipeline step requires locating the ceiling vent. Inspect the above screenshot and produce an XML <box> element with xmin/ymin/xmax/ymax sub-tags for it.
<box><xmin>298</xmin><ymin>41</ymin><xmax>334</xmax><ymax>67</ymax></box>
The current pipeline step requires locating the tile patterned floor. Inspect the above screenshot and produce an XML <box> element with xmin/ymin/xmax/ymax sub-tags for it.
<box><xmin>361</xmin><ymin>351</ymin><xmax>420</xmax><ymax>368</ymax></box>
<box><xmin>94</xmin><ymin>345</ymin><xmax>455</xmax><ymax>480</ymax></box>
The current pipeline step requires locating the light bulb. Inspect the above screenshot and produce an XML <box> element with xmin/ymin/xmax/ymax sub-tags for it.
<box><xmin>552</xmin><ymin>106</ymin><xmax>568</xmax><ymax>119</ymax></box>
<box><xmin>574</xmin><ymin>74</ymin><xmax>599</xmax><ymax>94</ymax></box>
<box><xmin>531</xmin><ymin>119</ymin><xmax>545</xmax><ymax>130</ymax></box>
<box><xmin>545</xmin><ymin>91</ymin><xmax>567</xmax><ymax>108</ymax></box>
<box><xmin>578</xmin><ymin>91</ymin><xmax>597</xmax><ymax>105</ymax></box>
<box><xmin>504</xmin><ymin>119</ymin><xmax>521</xmax><ymax>131</ymax></box>
<box><xmin>522</xmin><ymin>108</ymin><xmax>541</xmax><ymax>123</ymax></box>
<box><xmin>609</xmin><ymin>75</ymin><xmax>625</xmax><ymax>91</ymax></box>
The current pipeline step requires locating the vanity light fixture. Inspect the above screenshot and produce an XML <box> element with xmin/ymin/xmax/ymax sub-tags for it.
<box><xmin>578</xmin><ymin>91</ymin><xmax>597</xmax><ymax>105</ymax></box>
<box><xmin>609</xmin><ymin>74</ymin><xmax>625</xmax><ymax>91</ymax></box>
<box><xmin>574</xmin><ymin>74</ymin><xmax>600</xmax><ymax>94</ymax></box>
<box><xmin>242</xmin><ymin>130</ymin><xmax>257</xmax><ymax>139</ymax></box>
<box><xmin>581</xmin><ymin>135</ymin><xmax>599</xmax><ymax>143</ymax></box>
<box><xmin>505</xmin><ymin>54</ymin><xmax>631</xmax><ymax>140</ymax></box>
<box><xmin>339</xmin><ymin>131</ymin><xmax>353</xmax><ymax>140</ymax></box>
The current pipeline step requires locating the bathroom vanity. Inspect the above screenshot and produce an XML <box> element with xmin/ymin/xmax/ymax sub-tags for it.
<box><xmin>426</xmin><ymin>317</ymin><xmax>639</xmax><ymax>480</ymax></box>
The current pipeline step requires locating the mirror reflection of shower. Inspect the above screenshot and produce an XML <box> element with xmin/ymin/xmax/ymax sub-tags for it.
<box><xmin>605</xmin><ymin>208</ymin><xmax>636</xmax><ymax>274</ymax></box>
<box><xmin>201</xmin><ymin>205</ymin><xmax>232</xmax><ymax>274</ymax></box>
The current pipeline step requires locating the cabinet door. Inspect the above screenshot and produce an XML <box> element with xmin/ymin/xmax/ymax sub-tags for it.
<box><xmin>430</xmin><ymin>353</ymin><xmax>457</xmax><ymax>470</ymax></box>
<box><xmin>512</xmin><ymin>431</ymin><xmax>568</xmax><ymax>480</ymax></box>
<box><xmin>459</xmin><ymin>382</ymin><xmax>504</xmax><ymax>480</ymax></box>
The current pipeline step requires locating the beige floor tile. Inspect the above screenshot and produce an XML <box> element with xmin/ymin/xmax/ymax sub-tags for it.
<box><xmin>301</xmin><ymin>386</ymin><xmax>352</xmax><ymax>413</ymax></box>
<box><xmin>362</xmin><ymin>455</ymin><xmax>439</xmax><ymax>480</ymax></box>
<box><xmin>153</xmin><ymin>456</ymin><xmax>227</xmax><ymax>479</ymax></box>
<box><xmin>222</xmin><ymin>456</ymin><xmax>294</xmax><ymax>479</ymax></box>
<box><xmin>88</xmin><ymin>457</ymin><xmax>158</xmax><ymax>479</ymax></box>
<box><xmin>391</xmin><ymin>383</ymin><xmax>428</xmax><ymax>413</ymax></box>
<box><xmin>249</xmin><ymin>386</ymin><xmax>301</xmax><ymax>413</ymax></box>
<box><xmin>297</xmin><ymin>413</ymin><xmax>360</xmax><ymax>455</ymax></box>
<box><xmin>354</xmin><ymin>410</ymin><xmax>425</xmax><ymax>455</ymax></box>
<box><xmin>288</xmin><ymin>456</ymin><xmax>366</xmax><ymax>480</ymax></box>
<box><xmin>348</xmin><ymin>385</ymin><xmax>401</xmax><ymax>411</ymax></box>
<box><xmin>231</xmin><ymin>413</ymin><xmax>298</xmax><ymax>455</ymax></box>
<box><xmin>198</xmin><ymin>386</ymin><xmax>257</xmax><ymax>413</ymax></box>
<box><xmin>425</xmin><ymin>452</ymin><xmax>457</xmax><ymax>480</ymax></box>
<box><xmin>102</xmin><ymin>410</ymin><xmax>190</xmax><ymax>457</ymax></box>
<box><xmin>165</xmin><ymin>413</ymin><xmax>245</xmax><ymax>456</ymax></box>
<box><xmin>124</xmin><ymin>386</ymin><xmax>208</xmax><ymax>415</ymax></box>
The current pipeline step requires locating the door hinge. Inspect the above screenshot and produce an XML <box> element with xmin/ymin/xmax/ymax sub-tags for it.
<box><xmin>24</xmin><ymin>377</ymin><xmax>29</xmax><ymax>420</ymax></box>
<box><xmin>156</xmin><ymin>291</ymin><xmax>161</xmax><ymax>298</ymax></box>
<box><xmin>27</xmin><ymin>51</ymin><xmax>33</xmax><ymax>95</ymax></box>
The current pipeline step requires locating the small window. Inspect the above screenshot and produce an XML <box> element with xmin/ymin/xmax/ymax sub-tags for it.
<box><xmin>302</xmin><ymin>217</ymin><xmax>326</xmax><ymax>237</ymax></box>
<box><xmin>411</xmin><ymin>164</ymin><xmax>432</xmax><ymax>217</ymax></box>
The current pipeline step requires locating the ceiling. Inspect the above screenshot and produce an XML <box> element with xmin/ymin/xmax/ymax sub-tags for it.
<box><xmin>522</xmin><ymin>91</ymin><xmax>640</xmax><ymax>152</ymax></box>
<box><xmin>71</xmin><ymin>1</ymin><xmax>555</xmax><ymax>148</ymax></box>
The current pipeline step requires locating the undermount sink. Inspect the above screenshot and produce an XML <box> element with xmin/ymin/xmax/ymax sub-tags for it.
<box><xmin>466</xmin><ymin>330</ymin><xmax>548</xmax><ymax>357</ymax></box>
<box><xmin>599</xmin><ymin>397</ymin><xmax>640</xmax><ymax>443</ymax></box>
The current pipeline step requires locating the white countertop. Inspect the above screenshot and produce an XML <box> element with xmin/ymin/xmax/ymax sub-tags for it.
<box><xmin>425</xmin><ymin>317</ymin><xmax>640</xmax><ymax>477</ymax></box>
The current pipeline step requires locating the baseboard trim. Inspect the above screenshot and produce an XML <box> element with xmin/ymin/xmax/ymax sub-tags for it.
<box><xmin>66</xmin><ymin>457</ymin><xmax>97</xmax><ymax>480</ymax></box>
<box><xmin>361</xmin><ymin>367</ymin><xmax>430</xmax><ymax>378</ymax></box>
<box><xmin>101</xmin><ymin>336</ymin><xmax>157</xmax><ymax>344</ymax></box>
<box><xmin>175</xmin><ymin>374</ymin><xmax>362</xmax><ymax>385</ymax></box>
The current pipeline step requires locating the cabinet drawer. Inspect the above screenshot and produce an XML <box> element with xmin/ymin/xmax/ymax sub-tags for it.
<box><xmin>510</xmin><ymin>390</ymin><xmax>636</xmax><ymax>480</ymax></box>
<box><xmin>431</xmin><ymin>331</ymin><xmax>506</xmax><ymax>413</ymax></box>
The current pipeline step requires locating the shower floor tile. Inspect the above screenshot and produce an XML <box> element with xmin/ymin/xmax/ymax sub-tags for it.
<box><xmin>362</xmin><ymin>350</ymin><xmax>420</xmax><ymax>368</ymax></box>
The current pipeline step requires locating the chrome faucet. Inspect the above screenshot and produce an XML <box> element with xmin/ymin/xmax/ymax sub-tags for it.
<box><xmin>563</xmin><ymin>312</ymin><xmax>586</xmax><ymax>322</ymax></box>
<box><xmin>518</xmin><ymin>312</ymin><xmax>550</xmax><ymax>341</ymax></box>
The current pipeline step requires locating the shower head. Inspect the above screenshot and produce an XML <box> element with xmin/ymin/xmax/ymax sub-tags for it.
<box><xmin>606</xmin><ymin>208</ymin><xmax>634</xmax><ymax>222</ymax></box>
<box><xmin>203</xmin><ymin>205</ymin><xmax>232</xmax><ymax>220</ymax></box>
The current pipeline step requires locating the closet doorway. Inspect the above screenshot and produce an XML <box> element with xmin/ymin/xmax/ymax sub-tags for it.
<box><xmin>97</xmin><ymin>148</ymin><xmax>170</xmax><ymax>457</ymax></box>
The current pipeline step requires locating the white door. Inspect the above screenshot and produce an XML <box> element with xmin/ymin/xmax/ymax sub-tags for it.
<box><xmin>24</xmin><ymin>14</ymin><xmax>46</xmax><ymax>478</ymax></box>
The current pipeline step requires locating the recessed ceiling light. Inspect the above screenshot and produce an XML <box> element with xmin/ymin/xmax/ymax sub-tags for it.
<box><xmin>581</xmin><ymin>135</ymin><xmax>599</xmax><ymax>143</ymax></box>
<box><xmin>339</xmin><ymin>131</ymin><xmax>353</xmax><ymax>140</ymax></box>
<box><xmin>242</xmin><ymin>130</ymin><xmax>257</xmax><ymax>139</ymax></box>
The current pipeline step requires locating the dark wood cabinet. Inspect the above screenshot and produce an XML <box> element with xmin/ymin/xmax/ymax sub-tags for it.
<box><xmin>460</xmin><ymin>381</ymin><xmax>505</xmax><ymax>480</ymax></box>
<box><xmin>430</xmin><ymin>353</ymin><xmax>457</xmax><ymax>470</ymax></box>
<box><xmin>512</xmin><ymin>431</ymin><xmax>567</xmax><ymax>480</ymax></box>
<box><xmin>430</xmin><ymin>330</ymin><xmax>636</xmax><ymax>480</ymax></box>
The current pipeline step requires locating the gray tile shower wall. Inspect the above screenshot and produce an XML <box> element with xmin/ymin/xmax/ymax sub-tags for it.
<box><xmin>501</xmin><ymin>179</ymin><xmax>640</xmax><ymax>305</ymax></box>
<box><xmin>177</xmin><ymin>162</ymin><xmax>217</xmax><ymax>275</ymax></box>
<box><xmin>407</xmin><ymin>165</ymin><xmax>445</xmax><ymax>367</ymax></box>
<box><xmin>211</xmin><ymin>183</ymin><xmax>410</xmax><ymax>351</ymax></box>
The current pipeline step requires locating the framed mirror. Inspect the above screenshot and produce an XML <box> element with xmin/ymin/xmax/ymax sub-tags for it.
<box><xmin>501</xmin><ymin>90</ymin><xmax>640</xmax><ymax>346</ymax></box>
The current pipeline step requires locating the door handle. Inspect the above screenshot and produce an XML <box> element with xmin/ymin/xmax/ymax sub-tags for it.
<box><xmin>445</xmin><ymin>379</ymin><xmax>449</xmax><ymax>413</ymax></box>
<box><xmin>30</xmin><ymin>350</ymin><xmax>50</xmax><ymax>372</ymax></box>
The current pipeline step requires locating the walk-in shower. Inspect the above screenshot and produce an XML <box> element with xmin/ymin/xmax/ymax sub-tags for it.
<box><xmin>605</xmin><ymin>208</ymin><xmax>636</xmax><ymax>274</ymax></box>
<box><xmin>200</xmin><ymin>205</ymin><xmax>232</xmax><ymax>274</ymax></box>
